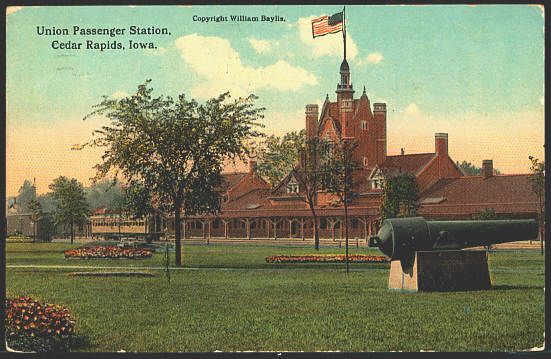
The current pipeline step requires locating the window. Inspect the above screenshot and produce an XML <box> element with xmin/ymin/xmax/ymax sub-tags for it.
<box><xmin>351</xmin><ymin>218</ymin><xmax>359</xmax><ymax>229</ymax></box>
<box><xmin>286</xmin><ymin>178</ymin><xmax>299</xmax><ymax>194</ymax></box>
<box><xmin>360</xmin><ymin>121</ymin><xmax>367</xmax><ymax>130</ymax></box>
<box><xmin>320</xmin><ymin>218</ymin><xmax>327</xmax><ymax>229</ymax></box>
<box><xmin>341</xmin><ymin>99</ymin><xmax>353</xmax><ymax>112</ymax></box>
<box><xmin>372</xmin><ymin>179</ymin><xmax>382</xmax><ymax>189</ymax></box>
<box><xmin>363</xmin><ymin>157</ymin><xmax>369</xmax><ymax>167</ymax></box>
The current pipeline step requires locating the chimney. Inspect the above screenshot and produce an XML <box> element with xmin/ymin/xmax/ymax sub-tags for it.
<box><xmin>248</xmin><ymin>160</ymin><xmax>257</xmax><ymax>174</ymax></box>
<box><xmin>435</xmin><ymin>133</ymin><xmax>448</xmax><ymax>156</ymax></box>
<box><xmin>482</xmin><ymin>159</ymin><xmax>493</xmax><ymax>179</ymax></box>
<box><xmin>305</xmin><ymin>104</ymin><xmax>319</xmax><ymax>141</ymax></box>
<box><xmin>400</xmin><ymin>148</ymin><xmax>405</xmax><ymax>155</ymax></box>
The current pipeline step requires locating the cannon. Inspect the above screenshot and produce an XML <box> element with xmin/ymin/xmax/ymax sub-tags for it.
<box><xmin>368</xmin><ymin>217</ymin><xmax>539</xmax><ymax>291</ymax></box>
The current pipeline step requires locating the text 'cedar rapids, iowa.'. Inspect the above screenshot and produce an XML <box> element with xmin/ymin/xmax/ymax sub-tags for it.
<box><xmin>36</xmin><ymin>25</ymin><xmax>171</xmax><ymax>51</ymax></box>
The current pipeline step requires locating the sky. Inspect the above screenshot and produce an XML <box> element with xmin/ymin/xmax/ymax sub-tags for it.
<box><xmin>6</xmin><ymin>5</ymin><xmax>545</xmax><ymax>196</ymax></box>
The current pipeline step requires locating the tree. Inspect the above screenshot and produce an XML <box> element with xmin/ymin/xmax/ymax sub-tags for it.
<box><xmin>16</xmin><ymin>180</ymin><xmax>37</xmax><ymax>214</ymax></box>
<box><xmin>255</xmin><ymin>130</ymin><xmax>305</xmax><ymax>187</ymax></box>
<box><xmin>456</xmin><ymin>160</ymin><xmax>501</xmax><ymax>176</ymax></box>
<box><xmin>528</xmin><ymin>156</ymin><xmax>545</xmax><ymax>255</ymax></box>
<box><xmin>37</xmin><ymin>192</ymin><xmax>56</xmax><ymax>213</ymax></box>
<box><xmin>49</xmin><ymin>176</ymin><xmax>90</xmax><ymax>244</ymax></box>
<box><xmin>294</xmin><ymin>137</ymin><xmax>331</xmax><ymax>251</ymax></box>
<box><xmin>471</xmin><ymin>208</ymin><xmax>497</xmax><ymax>221</ymax></box>
<box><xmin>26</xmin><ymin>199</ymin><xmax>43</xmax><ymax>242</ymax></box>
<box><xmin>322</xmin><ymin>140</ymin><xmax>360</xmax><ymax>273</ymax></box>
<box><xmin>85</xmin><ymin>80</ymin><xmax>264</xmax><ymax>266</ymax></box>
<box><xmin>85</xmin><ymin>179</ymin><xmax>125</xmax><ymax>212</ymax></box>
<box><xmin>257</xmin><ymin>131</ymin><xmax>330</xmax><ymax>250</ymax></box>
<box><xmin>379</xmin><ymin>173</ymin><xmax>420</xmax><ymax>221</ymax></box>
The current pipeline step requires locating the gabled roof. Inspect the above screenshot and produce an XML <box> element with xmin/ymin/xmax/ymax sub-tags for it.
<box><xmin>220</xmin><ymin>172</ymin><xmax>248</xmax><ymax>192</ymax></box>
<box><xmin>222</xmin><ymin>188</ymin><xmax>271</xmax><ymax>211</ymax></box>
<box><xmin>380</xmin><ymin>153</ymin><xmax>436</xmax><ymax>175</ymax></box>
<box><xmin>419</xmin><ymin>174</ymin><xmax>539</xmax><ymax>216</ymax></box>
<box><xmin>271</xmin><ymin>167</ymin><xmax>300</xmax><ymax>194</ymax></box>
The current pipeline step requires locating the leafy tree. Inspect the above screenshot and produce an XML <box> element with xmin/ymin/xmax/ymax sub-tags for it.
<box><xmin>49</xmin><ymin>176</ymin><xmax>90</xmax><ymax>244</ymax></box>
<box><xmin>85</xmin><ymin>80</ymin><xmax>264</xmax><ymax>266</ymax></box>
<box><xmin>26</xmin><ymin>199</ymin><xmax>43</xmax><ymax>242</ymax></box>
<box><xmin>85</xmin><ymin>179</ymin><xmax>125</xmax><ymax>212</ymax></box>
<box><xmin>528</xmin><ymin>156</ymin><xmax>545</xmax><ymax>255</ymax></box>
<box><xmin>256</xmin><ymin>131</ymin><xmax>331</xmax><ymax>250</ymax></box>
<box><xmin>16</xmin><ymin>180</ymin><xmax>37</xmax><ymax>214</ymax></box>
<box><xmin>293</xmin><ymin>137</ymin><xmax>331</xmax><ymax>251</ymax></box>
<box><xmin>37</xmin><ymin>192</ymin><xmax>56</xmax><ymax>213</ymax></box>
<box><xmin>379</xmin><ymin>173</ymin><xmax>420</xmax><ymax>221</ymax></box>
<box><xmin>471</xmin><ymin>208</ymin><xmax>498</xmax><ymax>221</ymax></box>
<box><xmin>322</xmin><ymin>140</ymin><xmax>360</xmax><ymax>273</ymax></box>
<box><xmin>456</xmin><ymin>160</ymin><xmax>501</xmax><ymax>176</ymax></box>
<box><xmin>255</xmin><ymin>130</ymin><xmax>305</xmax><ymax>187</ymax></box>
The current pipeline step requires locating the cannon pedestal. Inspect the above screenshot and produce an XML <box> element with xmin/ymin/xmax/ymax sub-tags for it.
<box><xmin>388</xmin><ymin>250</ymin><xmax>491</xmax><ymax>292</ymax></box>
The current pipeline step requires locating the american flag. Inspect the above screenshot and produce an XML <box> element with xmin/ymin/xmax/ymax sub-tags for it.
<box><xmin>311</xmin><ymin>12</ymin><xmax>343</xmax><ymax>38</ymax></box>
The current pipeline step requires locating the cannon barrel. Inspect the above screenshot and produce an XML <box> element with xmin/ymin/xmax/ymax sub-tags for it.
<box><xmin>368</xmin><ymin>217</ymin><xmax>539</xmax><ymax>260</ymax></box>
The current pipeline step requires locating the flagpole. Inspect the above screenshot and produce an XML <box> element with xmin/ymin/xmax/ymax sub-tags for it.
<box><xmin>343</xmin><ymin>6</ymin><xmax>346</xmax><ymax>60</ymax></box>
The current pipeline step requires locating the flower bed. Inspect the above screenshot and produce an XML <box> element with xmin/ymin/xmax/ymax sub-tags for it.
<box><xmin>265</xmin><ymin>254</ymin><xmax>388</xmax><ymax>263</ymax></box>
<box><xmin>5</xmin><ymin>296</ymin><xmax>82</xmax><ymax>352</ymax></box>
<box><xmin>7</xmin><ymin>235</ymin><xmax>33</xmax><ymax>243</ymax></box>
<box><xmin>64</xmin><ymin>246</ymin><xmax>153</xmax><ymax>259</ymax></box>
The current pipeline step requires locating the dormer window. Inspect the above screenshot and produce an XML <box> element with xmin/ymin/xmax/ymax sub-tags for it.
<box><xmin>286</xmin><ymin>178</ymin><xmax>299</xmax><ymax>194</ymax></box>
<box><xmin>369</xmin><ymin>168</ymin><xmax>385</xmax><ymax>190</ymax></box>
<box><xmin>360</xmin><ymin>121</ymin><xmax>367</xmax><ymax>130</ymax></box>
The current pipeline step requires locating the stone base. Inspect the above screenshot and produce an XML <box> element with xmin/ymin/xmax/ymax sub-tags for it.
<box><xmin>388</xmin><ymin>250</ymin><xmax>491</xmax><ymax>292</ymax></box>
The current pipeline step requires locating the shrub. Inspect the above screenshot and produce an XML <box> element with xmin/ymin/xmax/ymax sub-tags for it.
<box><xmin>6</xmin><ymin>235</ymin><xmax>33</xmax><ymax>243</ymax></box>
<box><xmin>64</xmin><ymin>246</ymin><xmax>153</xmax><ymax>259</ymax></box>
<box><xmin>266</xmin><ymin>254</ymin><xmax>388</xmax><ymax>263</ymax></box>
<box><xmin>5</xmin><ymin>296</ymin><xmax>84</xmax><ymax>352</ymax></box>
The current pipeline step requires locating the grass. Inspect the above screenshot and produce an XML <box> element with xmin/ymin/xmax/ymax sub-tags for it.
<box><xmin>5</xmin><ymin>241</ymin><xmax>545</xmax><ymax>352</ymax></box>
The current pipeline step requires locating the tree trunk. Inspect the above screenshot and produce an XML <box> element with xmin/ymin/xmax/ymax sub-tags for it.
<box><xmin>313</xmin><ymin>214</ymin><xmax>319</xmax><ymax>251</ymax></box>
<box><xmin>70</xmin><ymin>220</ymin><xmax>74</xmax><ymax>245</ymax></box>
<box><xmin>344</xmin><ymin>199</ymin><xmax>349</xmax><ymax>274</ymax></box>
<box><xmin>174</xmin><ymin>202</ymin><xmax>182</xmax><ymax>267</ymax></box>
<box><xmin>540</xmin><ymin>223</ymin><xmax>544</xmax><ymax>256</ymax></box>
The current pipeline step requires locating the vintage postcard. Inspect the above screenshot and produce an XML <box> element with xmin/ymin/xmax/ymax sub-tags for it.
<box><xmin>4</xmin><ymin>4</ymin><xmax>546</xmax><ymax>353</ymax></box>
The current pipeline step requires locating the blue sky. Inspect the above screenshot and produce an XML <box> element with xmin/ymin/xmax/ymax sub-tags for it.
<box><xmin>6</xmin><ymin>5</ymin><xmax>545</xmax><ymax>195</ymax></box>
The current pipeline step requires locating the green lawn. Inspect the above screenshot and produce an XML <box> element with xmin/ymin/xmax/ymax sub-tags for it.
<box><xmin>6</xmin><ymin>242</ymin><xmax>545</xmax><ymax>352</ymax></box>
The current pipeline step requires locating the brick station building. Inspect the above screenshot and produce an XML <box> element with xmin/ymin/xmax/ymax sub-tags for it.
<box><xmin>169</xmin><ymin>59</ymin><xmax>540</xmax><ymax>241</ymax></box>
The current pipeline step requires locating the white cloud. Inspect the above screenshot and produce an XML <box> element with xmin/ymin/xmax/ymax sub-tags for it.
<box><xmin>6</xmin><ymin>6</ymin><xmax>23</xmax><ymax>15</ymax></box>
<box><xmin>175</xmin><ymin>34</ymin><xmax>317</xmax><ymax>99</ymax></box>
<box><xmin>404</xmin><ymin>103</ymin><xmax>420</xmax><ymax>116</ymax></box>
<box><xmin>357</xmin><ymin>52</ymin><xmax>383</xmax><ymax>65</ymax></box>
<box><xmin>297</xmin><ymin>16</ymin><xmax>358</xmax><ymax>59</ymax></box>
<box><xmin>112</xmin><ymin>91</ymin><xmax>129</xmax><ymax>99</ymax></box>
<box><xmin>248</xmin><ymin>38</ymin><xmax>271</xmax><ymax>54</ymax></box>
